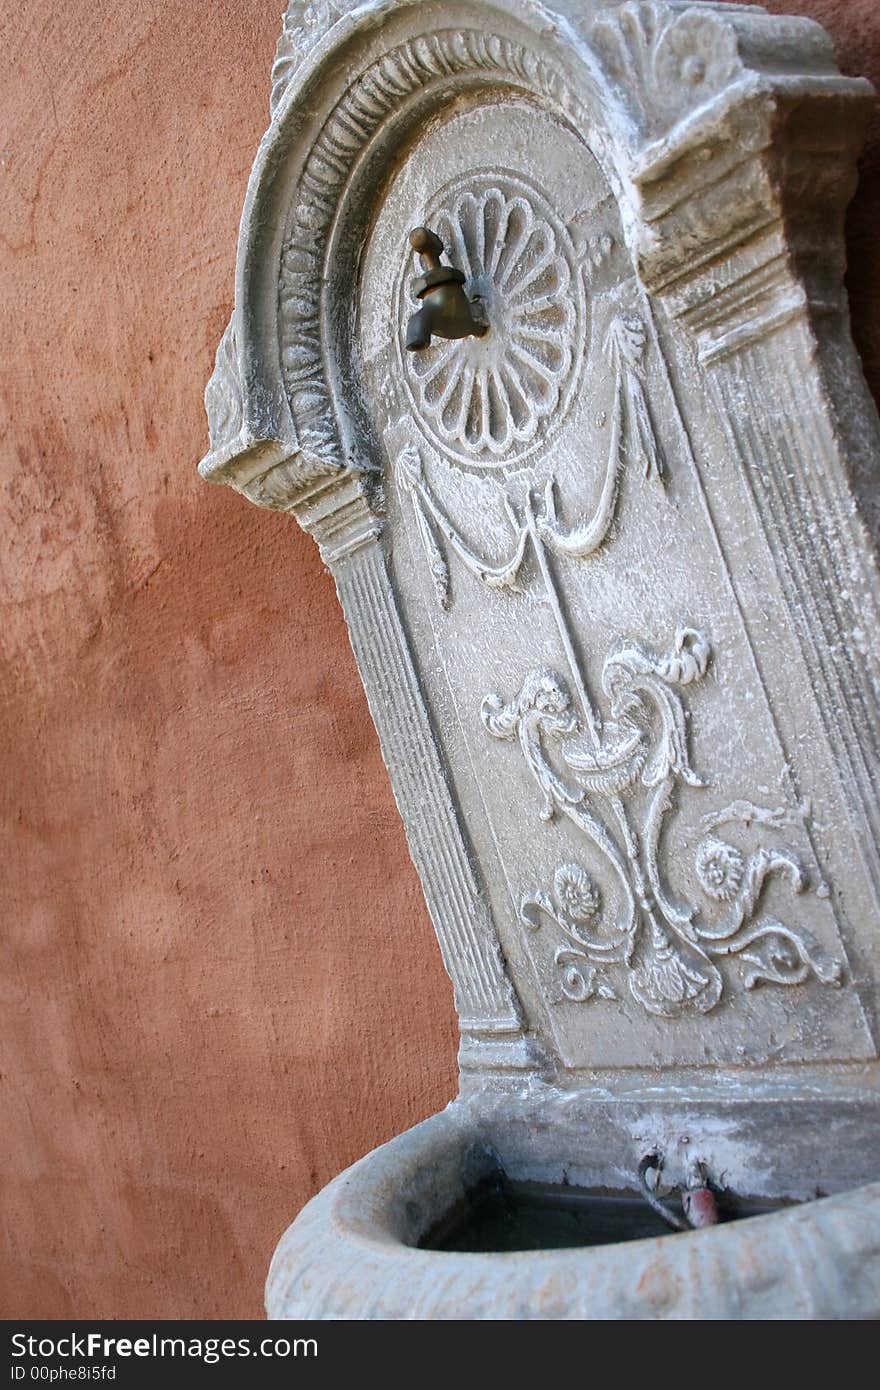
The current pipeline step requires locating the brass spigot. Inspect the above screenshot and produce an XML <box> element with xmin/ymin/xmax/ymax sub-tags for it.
<box><xmin>405</xmin><ymin>227</ymin><xmax>489</xmax><ymax>352</ymax></box>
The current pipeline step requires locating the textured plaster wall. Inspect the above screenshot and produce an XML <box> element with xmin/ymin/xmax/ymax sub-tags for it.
<box><xmin>1</xmin><ymin>0</ymin><xmax>878</xmax><ymax>1320</ymax></box>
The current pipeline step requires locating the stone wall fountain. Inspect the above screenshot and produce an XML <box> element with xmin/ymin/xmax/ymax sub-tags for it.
<box><xmin>200</xmin><ymin>0</ymin><xmax>880</xmax><ymax>1318</ymax></box>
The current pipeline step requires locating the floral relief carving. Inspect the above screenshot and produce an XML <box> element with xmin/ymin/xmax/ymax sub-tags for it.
<box><xmin>399</xmin><ymin>174</ymin><xmax>584</xmax><ymax>468</ymax></box>
<box><xmin>278</xmin><ymin>34</ymin><xmax>584</xmax><ymax>480</ymax></box>
<box><xmin>695</xmin><ymin>836</ymin><xmax>745</xmax><ymax>902</ymax></box>
<box><xmin>493</xmin><ymin>636</ymin><xmax>842</xmax><ymax>1019</ymax></box>
<box><xmin>395</xmin><ymin>245</ymin><xmax>843</xmax><ymax>1019</ymax></box>
<box><xmin>521</xmin><ymin>863</ymin><xmax>619</xmax><ymax>1004</ymax></box>
<box><xmin>394</xmin><ymin>194</ymin><xmax>843</xmax><ymax>1020</ymax></box>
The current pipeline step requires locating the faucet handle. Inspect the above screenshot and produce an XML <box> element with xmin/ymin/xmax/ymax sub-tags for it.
<box><xmin>409</xmin><ymin>226</ymin><xmax>466</xmax><ymax>297</ymax></box>
<box><xmin>409</xmin><ymin>226</ymin><xmax>446</xmax><ymax>271</ymax></box>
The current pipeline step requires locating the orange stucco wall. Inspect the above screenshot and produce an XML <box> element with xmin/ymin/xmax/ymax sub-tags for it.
<box><xmin>2</xmin><ymin>0</ymin><xmax>879</xmax><ymax>1320</ymax></box>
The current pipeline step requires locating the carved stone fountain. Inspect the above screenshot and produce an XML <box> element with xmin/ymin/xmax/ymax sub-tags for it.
<box><xmin>200</xmin><ymin>1</ymin><xmax>880</xmax><ymax>1318</ymax></box>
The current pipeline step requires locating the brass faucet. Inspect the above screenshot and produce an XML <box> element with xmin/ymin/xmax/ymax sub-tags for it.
<box><xmin>405</xmin><ymin>227</ymin><xmax>489</xmax><ymax>352</ymax></box>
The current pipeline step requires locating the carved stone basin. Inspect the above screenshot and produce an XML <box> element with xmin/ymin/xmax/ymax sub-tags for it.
<box><xmin>201</xmin><ymin>0</ymin><xmax>880</xmax><ymax>1320</ymax></box>
<box><xmin>266</xmin><ymin>1105</ymin><xmax>880</xmax><ymax>1319</ymax></box>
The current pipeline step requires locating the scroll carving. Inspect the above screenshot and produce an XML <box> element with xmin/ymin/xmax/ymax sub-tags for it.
<box><xmin>490</xmin><ymin>636</ymin><xmax>841</xmax><ymax>1019</ymax></box>
<box><xmin>395</xmin><ymin>281</ymin><xmax>843</xmax><ymax>1019</ymax></box>
<box><xmin>520</xmin><ymin>862</ymin><xmax>619</xmax><ymax>1005</ymax></box>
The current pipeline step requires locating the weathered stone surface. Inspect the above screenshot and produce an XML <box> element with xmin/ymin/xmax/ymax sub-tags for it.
<box><xmin>202</xmin><ymin>0</ymin><xmax>880</xmax><ymax>1318</ymax></box>
<box><xmin>266</xmin><ymin>1105</ymin><xmax>880</xmax><ymax>1319</ymax></box>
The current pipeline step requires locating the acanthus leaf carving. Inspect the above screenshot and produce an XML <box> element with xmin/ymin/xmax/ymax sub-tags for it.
<box><xmin>589</xmin><ymin>0</ymin><xmax>742</xmax><ymax>142</ymax></box>
<box><xmin>483</xmin><ymin>631</ymin><xmax>723</xmax><ymax>1020</ymax></box>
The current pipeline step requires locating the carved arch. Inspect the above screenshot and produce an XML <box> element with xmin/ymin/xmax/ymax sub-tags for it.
<box><xmin>199</xmin><ymin>0</ymin><xmax>870</xmax><ymax>543</ymax></box>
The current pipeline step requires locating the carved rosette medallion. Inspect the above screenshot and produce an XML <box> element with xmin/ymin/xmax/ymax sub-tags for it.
<box><xmin>397</xmin><ymin>171</ymin><xmax>585</xmax><ymax>468</ymax></box>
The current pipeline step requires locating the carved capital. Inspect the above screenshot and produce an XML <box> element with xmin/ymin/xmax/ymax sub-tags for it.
<box><xmin>294</xmin><ymin>474</ymin><xmax>383</xmax><ymax>563</ymax></box>
<box><xmin>609</xmin><ymin>4</ymin><xmax>874</xmax><ymax>352</ymax></box>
